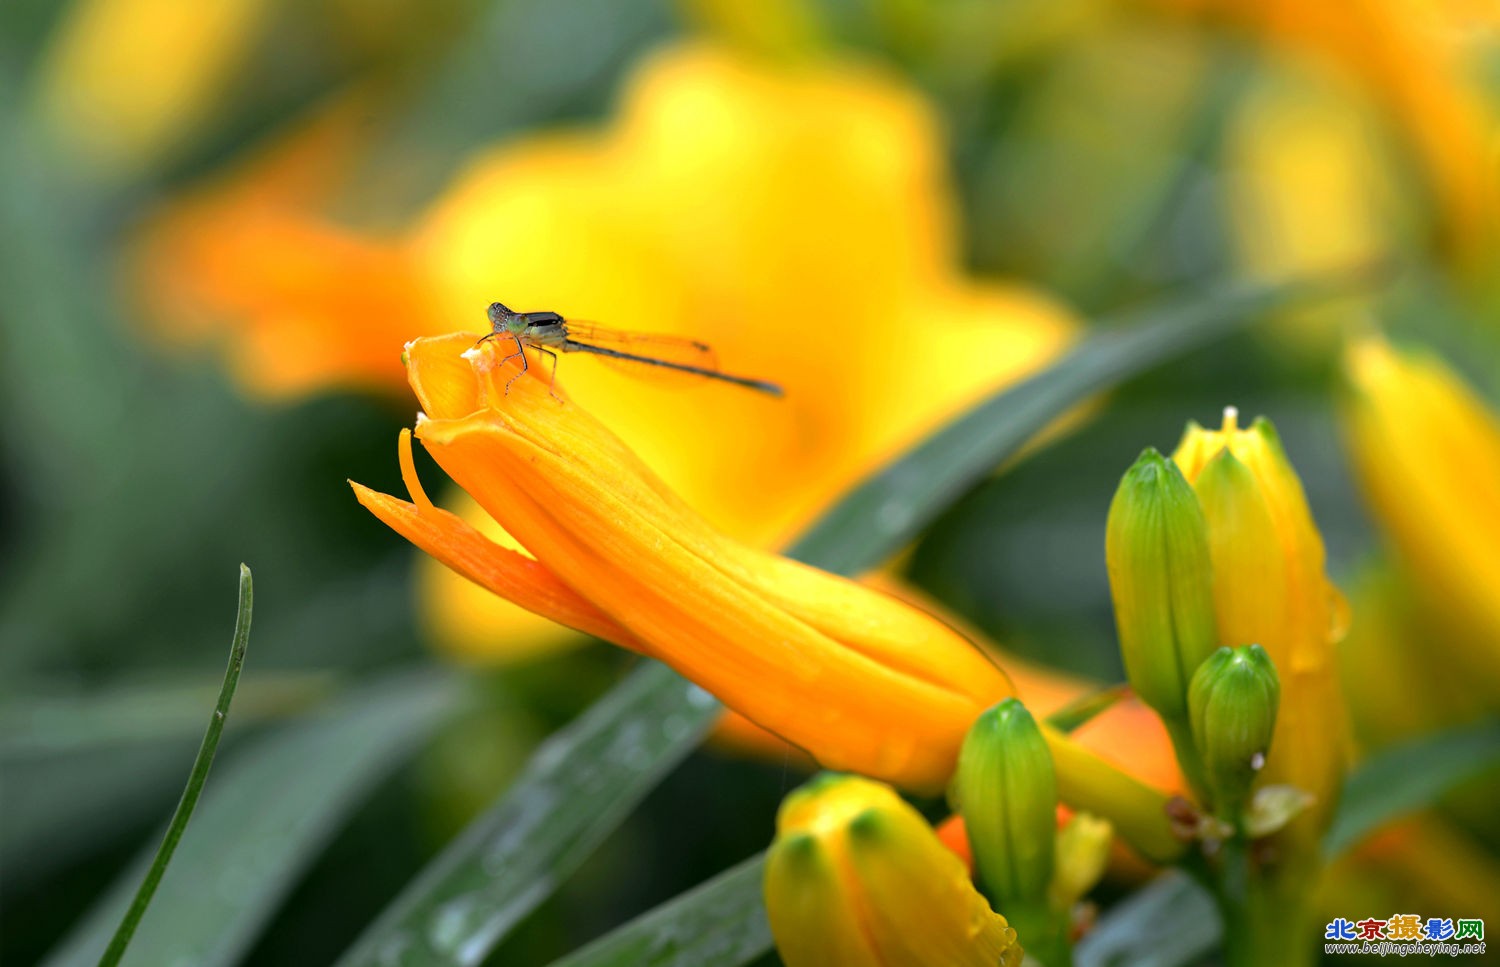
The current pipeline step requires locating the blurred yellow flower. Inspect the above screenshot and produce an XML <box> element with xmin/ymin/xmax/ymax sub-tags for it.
<box><xmin>1172</xmin><ymin>409</ymin><xmax>1349</xmax><ymax>852</ymax></box>
<box><xmin>1154</xmin><ymin>0</ymin><xmax>1500</xmax><ymax>266</ymax></box>
<box><xmin>765</xmin><ymin>774</ymin><xmax>1022</xmax><ymax>967</ymax></box>
<box><xmin>1337</xmin><ymin>567</ymin><xmax>1493</xmax><ymax>752</ymax></box>
<box><xmin>1341</xmin><ymin>335</ymin><xmax>1500</xmax><ymax>698</ymax></box>
<box><xmin>354</xmin><ymin>334</ymin><xmax>1184</xmax><ymax>864</ymax></box>
<box><xmin>33</xmin><ymin>0</ymin><xmax>275</xmax><ymax>176</ymax></box>
<box><xmin>1225</xmin><ymin>67</ymin><xmax>1398</xmax><ymax>287</ymax></box>
<box><xmin>136</xmin><ymin>42</ymin><xmax>1077</xmax><ymax>661</ymax></box>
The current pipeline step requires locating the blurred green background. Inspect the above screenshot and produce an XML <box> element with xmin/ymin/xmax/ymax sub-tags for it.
<box><xmin>2</xmin><ymin>0</ymin><xmax>1497</xmax><ymax>964</ymax></box>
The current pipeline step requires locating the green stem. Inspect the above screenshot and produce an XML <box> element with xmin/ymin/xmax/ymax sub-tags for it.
<box><xmin>1212</xmin><ymin>835</ymin><xmax>1317</xmax><ymax>967</ymax></box>
<box><xmin>97</xmin><ymin>565</ymin><xmax>253</xmax><ymax>967</ymax></box>
<box><xmin>1162</xmin><ymin>716</ymin><xmax>1211</xmax><ymax>807</ymax></box>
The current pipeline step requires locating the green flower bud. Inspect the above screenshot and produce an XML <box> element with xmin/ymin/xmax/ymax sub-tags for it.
<box><xmin>1188</xmin><ymin>644</ymin><xmax>1281</xmax><ymax>819</ymax></box>
<box><xmin>954</xmin><ymin>699</ymin><xmax>1057</xmax><ymax>907</ymax></box>
<box><xmin>1106</xmin><ymin>448</ymin><xmax>1219</xmax><ymax>723</ymax></box>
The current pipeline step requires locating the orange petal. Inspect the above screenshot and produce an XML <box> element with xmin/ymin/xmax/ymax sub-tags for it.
<box><xmin>350</xmin><ymin>429</ymin><xmax>643</xmax><ymax>651</ymax></box>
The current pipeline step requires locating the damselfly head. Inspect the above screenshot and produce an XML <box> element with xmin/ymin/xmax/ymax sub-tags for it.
<box><xmin>486</xmin><ymin>302</ymin><xmax>523</xmax><ymax>334</ymax></box>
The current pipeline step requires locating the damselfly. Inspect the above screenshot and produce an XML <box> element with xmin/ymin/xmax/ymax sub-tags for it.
<box><xmin>477</xmin><ymin>302</ymin><xmax>784</xmax><ymax>397</ymax></box>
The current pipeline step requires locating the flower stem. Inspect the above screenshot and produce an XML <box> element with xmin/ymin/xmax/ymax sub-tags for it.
<box><xmin>1212</xmin><ymin>834</ymin><xmax>1316</xmax><ymax>967</ymax></box>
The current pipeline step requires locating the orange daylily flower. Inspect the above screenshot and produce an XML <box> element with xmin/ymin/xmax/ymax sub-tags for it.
<box><xmin>875</xmin><ymin>576</ymin><xmax>1186</xmax><ymax>796</ymax></box>
<box><xmin>354</xmin><ymin>333</ymin><xmax>1183</xmax><ymax>861</ymax></box>
<box><xmin>131</xmin><ymin>99</ymin><xmax>435</xmax><ymax>396</ymax></box>
<box><xmin>713</xmin><ymin>652</ymin><xmax>1183</xmax><ymax>801</ymax></box>
<box><xmin>135</xmin><ymin>42</ymin><xmax>1077</xmax><ymax>661</ymax></box>
<box><xmin>355</xmin><ymin>333</ymin><xmax>1017</xmax><ymax>792</ymax></box>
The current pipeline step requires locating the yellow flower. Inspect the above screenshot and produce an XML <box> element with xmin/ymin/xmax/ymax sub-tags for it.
<box><xmin>353</xmin><ymin>334</ymin><xmax>1184</xmax><ymax>863</ymax></box>
<box><xmin>1341</xmin><ymin>334</ymin><xmax>1500</xmax><ymax>697</ymax></box>
<box><xmin>1224</xmin><ymin>67</ymin><xmax>1398</xmax><ymax>287</ymax></box>
<box><xmin>134</xmin><ymin>42</ymin><xmax>1076</xmax><ymax>661</ymax></box>
<box><xmin>765</xmin><ymin>774</ymin><xmax>1022</xmax><ymax>967</ymax></box>
<box><xmin>33</xmin><ymin>0</ymin><xmax>276</xmax><ymax>176</ymax></box>
<box><xmin>1152</xmin><ymin>0</ymin><xmax>1500</xmax><ymax>266</ymax></box>
<box><xmin>1171</xmin><ymin>408</ymin><xmax>1349</xmax><ymax>850</ymax></box>
<box><xmin>32</xmin><ymin>0</ymin><xmax>476</xmax><ymax>178</ymax></box>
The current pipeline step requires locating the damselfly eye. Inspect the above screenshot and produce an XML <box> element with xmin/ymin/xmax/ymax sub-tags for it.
<box><xmin>487</xmin><ymin>302</ymin><xmax>511</xmax><ymax>327</ymax></box>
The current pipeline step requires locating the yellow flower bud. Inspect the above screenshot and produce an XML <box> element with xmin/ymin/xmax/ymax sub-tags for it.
<box><xmin>1172</xmin><ymin>408</ymin><xmax>1349</xmax><ymax>849</ymax></box>
<box><xmin>765</xmin><ymin>775</ymin><xmax>1022</xmax><ymax>967</ymax></box>
<box><xmin>1105</xmin><ymin>448</ymin><xmax>1219</xmax><ymax>724</ymax></box>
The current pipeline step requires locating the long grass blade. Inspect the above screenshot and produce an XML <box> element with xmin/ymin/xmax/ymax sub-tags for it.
<box><xmin>95</xmin><ymin>564</ymin><xmax>253</xmax><ymax>967</ymax></box>
<box><xmin>44</xmin><ymin>668</ymin><xmax>458</xmax><ymax>967</ymax></box>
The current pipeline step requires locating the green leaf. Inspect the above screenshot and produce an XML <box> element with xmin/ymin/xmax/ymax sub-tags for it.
<box><xmin>547</xmin><ymin>855</ymin><xmax>771</xmax><ymax>967</ymax></box>
<box><xmin>334</xmin><ymin>661</ymin><xmax>718</xmax><ymax>967</ymax></box>
<box><xmin>1324</xmin><ymin>720</ymin><xmax>1500</xmax><ymax>857</ymax></box>
<box><xmin>42</xmin><ymin>670</ymin><xmax>459</xmax><ymax>967</ymax></box>
<box><xmin>0</xmin><ymin>670</ymin><xmax>333</xmax><ymax>758</ymax></box>
<box><xmin>786</xmin><ymin>269</ymin><xmax>1378</xmax><ymax>574</ymax></box>
<box><xmin>0</xmin><ymin>671</ymin><xmax>334</xmax><ymax>885</ymax></box>
<box><xmin>1075</xmin><ymin>871</ymin><xmax>1220</xmax><ymax>967</ymax></box>
<box><xmin>96</xmin><ymin>564</ymin><xmax>253</xmax><ymax>967</ymax></box>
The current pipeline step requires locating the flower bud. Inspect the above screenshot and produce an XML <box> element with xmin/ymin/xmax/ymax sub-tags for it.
<box><xmin>1105</xmin><ymin>448</ymin><xmax>1219</xmax><ymax>723</ymax></box>
<box><xmin>1173</xmin><ymin>409</ymin><xmax>1347</xmax><ymax>846</ymax></box>
<box><xmin>1189</xmin><ymin>645</ymin><xmax>1281</xmax><ymax>819</ymax></box>
<box><xmin>1049</xmin><ymin>812</ymin><xmax>1113</xmax><ymax>912</ymax></box>
<box><xmin>953</xmin><ymin>699</ymin><xmax>1057</xmax><ymax>907</ymax></box>
<box><xmin>765</xmin><ymin>775</ymin><xmax>1022</xmax><ymax>967</ymax></box>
